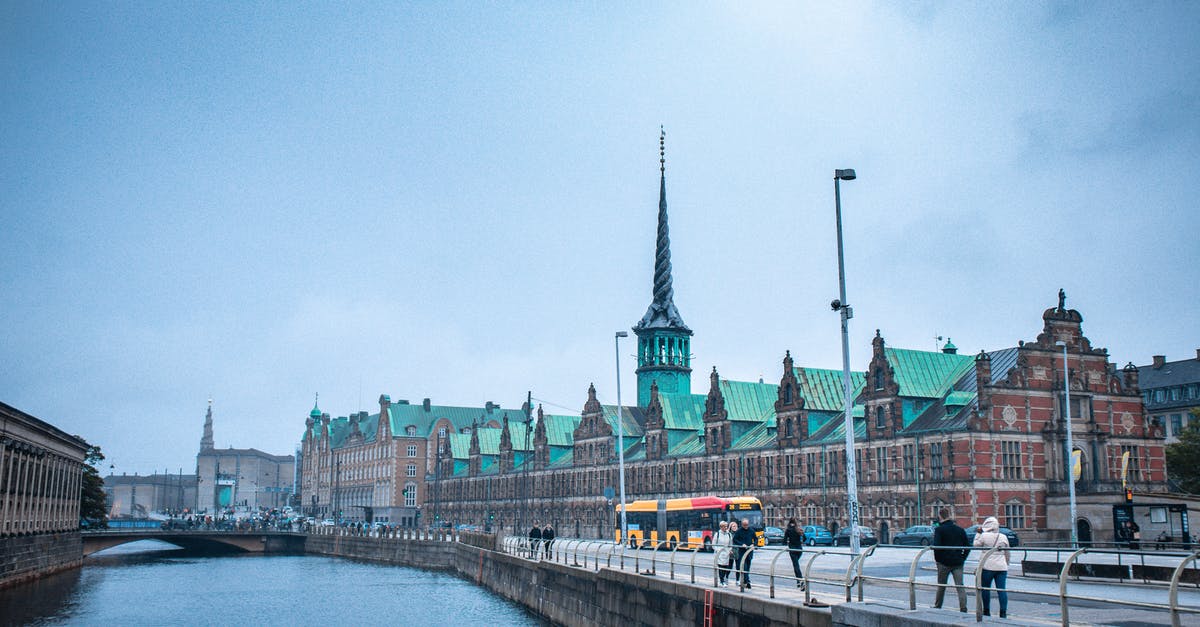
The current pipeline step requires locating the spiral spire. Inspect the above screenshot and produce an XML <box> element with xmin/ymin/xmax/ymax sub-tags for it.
<box><xmin>635</xmin><ymin>127</ymin><xmax>689</xmax><ymax>332</ymax></box>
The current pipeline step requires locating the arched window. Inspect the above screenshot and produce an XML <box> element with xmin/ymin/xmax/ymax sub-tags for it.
<box><xmin>874</xmin><ymin>368</ymin><xmax>884</xmax><ymax>390</ymax></box>
<box><xmin>406</xmin><ymin>426</ymin><xmax>417</xmax><ymax>436</ymax></box>
<box><xmin>875</xmin><ymin>406</ymin><xmax>887</xmax><ymax>429</ymax></box>
<box><xmin>785</xmin><ymin>418</ymin><xmax>793</xmax><ymax>438</ymax></box>
<box><xmin>784</xmin><ymin>385</ymin><xmax>793</xmax><ymax>404</ymax></box>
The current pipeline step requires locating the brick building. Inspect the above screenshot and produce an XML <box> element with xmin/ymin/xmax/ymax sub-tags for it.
<box><xmin>299</xmin><ymin>138</ymin><xmax>1168</xmax><ymax>542</ymax></box>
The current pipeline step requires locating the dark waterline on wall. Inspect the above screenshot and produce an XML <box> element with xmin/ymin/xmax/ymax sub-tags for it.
<box><xmin>0</xmin><ymin>541</ymin><xmax>547</xmax><ymax>626</ymax></box>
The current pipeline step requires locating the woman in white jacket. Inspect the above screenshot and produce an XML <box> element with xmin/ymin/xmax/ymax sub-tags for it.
<box><xmin>714</xmin><ymin>520</ymin><xmax>734</xmax><ymax>587</ymax></box>
<box><xmin>973</xmin><ymin>516</ymin><xmax>1010</xmax><ymax>618</ymax></box>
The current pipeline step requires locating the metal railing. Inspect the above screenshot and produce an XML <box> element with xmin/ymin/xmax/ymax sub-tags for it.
<box><xmin>494</xmin><ymin>537</ymin><xmax>1200</xmax><ymax>625</ymax></box>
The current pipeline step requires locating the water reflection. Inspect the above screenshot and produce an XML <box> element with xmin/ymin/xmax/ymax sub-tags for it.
<box><xmin>1</xmin><ymin>542</ymin><xmax>545</xmax><ymax>626</ymax></box>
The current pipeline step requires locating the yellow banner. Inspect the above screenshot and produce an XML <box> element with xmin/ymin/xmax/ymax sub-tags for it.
<box><xmin>1071</xmin><ymin>449</ymin><xmax>1082</xmax><ymax>482</ymax></box>
<box><xmin>1120</xmin><ymin>451</ymin><xmax>1130</xmax><ymax>487</ymax></box>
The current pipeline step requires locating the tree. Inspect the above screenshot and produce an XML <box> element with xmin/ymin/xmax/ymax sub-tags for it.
<box><xmin>80</xmin><ymin>445</ymin><xmax>108</xmax><ymax>526</ymax></box>
<box><xmin>1165</xmin><ymin>409</ymin><xmax>1200</xmax><ymax>494</ymax></box>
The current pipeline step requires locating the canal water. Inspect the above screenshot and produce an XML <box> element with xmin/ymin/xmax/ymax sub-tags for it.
<box><xmin>1</xmin><ymin>541</ymin><xmax>547</xmax><ymax>626</ymax></box>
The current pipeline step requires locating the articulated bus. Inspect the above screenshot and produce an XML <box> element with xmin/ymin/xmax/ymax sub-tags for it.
<box><xmin>615</xmin><ymin>495</ymin><xmax>765</xmax><ymax>550</ymax></box>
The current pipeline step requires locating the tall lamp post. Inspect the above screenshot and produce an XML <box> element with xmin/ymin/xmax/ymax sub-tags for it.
<box><xmin>1056</xmin><ymin>340</ymin><xmax>1079</xmax><ymax>547</ymax></box>
<box><xmin>832</xmin><ymin>167</ymin><xmax>862</xmax><ymax>555</ymax></box>
<box><xmin>615</xmin><ymin>331</ymin><xmax>629</xmax><ymax>542</ymax></box>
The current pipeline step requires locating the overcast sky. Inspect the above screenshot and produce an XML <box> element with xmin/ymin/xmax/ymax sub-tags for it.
<box><xmin>3</xmin><ymin>2</ymin><xmax>1197</xmax><ymax>475</ymax></box>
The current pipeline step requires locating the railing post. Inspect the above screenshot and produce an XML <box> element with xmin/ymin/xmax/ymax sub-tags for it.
<box><xmin>1058</xmin><ymin>547</ymin><xmax>1087</xmax><ymax>627</ymax></box>
<box><xmin>768</xmin><ymin>549</ymin><xmax>788</xmax><ymax>599</ymax></box>
<box><xmin>650</xmin><ymin>540</ymin><xmax>666</xmax><ymax>575</ymax></box>
<box><xmin>1169</xmin><ymin>550</ymin><xmax>1200</xmax><ymax>627</ymax></box>
<box><xmin>670</xmin><ymin>540</ymin><xmax>682</xmax><ymax>580</ymax></box>
<box><xmin>907</xmin><ymin>547</ymin><xmax>932</xmax><ymax>610</ymax></box>
<box><xmin>737</xmin><ymin>546</ymin><xmax>757</xmax><ymax>592</ymax></box>
<box><xmin>803</xmin><ymin>550</ymin><xmax>826</xmax><ymax>605</ymax></box>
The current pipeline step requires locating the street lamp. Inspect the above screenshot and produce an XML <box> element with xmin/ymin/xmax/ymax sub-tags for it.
<box><xmin>1056</xmin><ymin>340</ymin><xmax>1079</xmax><ymax>547</ymax></box>
<box><xmin>832</xmin><ymin>167</ymin><xmax>862</xmax><ymax>555</ymax></box>
<box><xmin>615</xmin><ymin>331</ymin><xmax>629</xmax><ymax>543</ymax></box>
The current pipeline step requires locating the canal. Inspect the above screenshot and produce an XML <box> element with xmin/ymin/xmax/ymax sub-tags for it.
<box><xmin>1</xmin><ymin>541</ymin><xmax>547</xmax><ymax>626</ymax></box>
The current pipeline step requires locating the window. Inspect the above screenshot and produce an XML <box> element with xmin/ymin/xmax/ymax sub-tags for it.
<box><xmin>784</xmin><ymin>386</ymin><xmax>793</xmax><ymax>404</ymax></box>
<box><xmin>806</xmin><ymin>452</ymin><xmax>817</xmax><ymax>484</ymax></box>
<box><xmin>407</xmin><ymin>464</ymin><xmax>417</xmax><ymax>477</ymax></box>
<box><xmin>902</xmin><ymin>501</ymin><xmax>917</xmax><ymax>528</ymax></box>
<box><xmin>1171</xmin><ymin>414</ymin><xmax>1184</xmax><ymax>436</ymax></box>
<box><xmin>785</xmin><ymin>418</ymin><xmax>793</xmax><ymax>438</ymax></box>
<box><xmin>855</xmin><ymin>449</ymin><xmax>864</xmax><ymax>484</ymax></box>
<box><xmin>1001</xmin><ymin>441</ymin><xmax>1022</xmax><ymax>479</ymax></box>
<box><xmin>1171</xmin><ymin>387</ymin><xmax>1181</xmax><ymax>401</ymax></box>
<box><xmin>902</xmin><ymin>444</ymin><xmax>916</xmax><ymax>480</ymax></box>
<box><xmin>407</xmin><ymin>444</ymin><xmax>417</xmax><ymax>458</ymax></box>
<box><xmin>1121</xmin><ymin>445</ymin><xmax>1142</xmax><ymax>481</ymax></box>
<box><xmin>874</xmin><ymin>368</ymin><xmax>884</xmax><ymax>390</ymax></box>
<box><xmin>1004</xmin><ymin>501</ymin><xmax>1026</xmax><ymax>529</ymax></box>
<box><xmin>875</xmin><ymin>446</ymin><xmax>889</xmax><ymax>482</ymax></box>
<box><xmin>1155</xmin><ymin>390</ymin><xmax>1165</xmax><ymax>403</ymax></box>
<box><xmin>404</xmin><ymin>483</ymin><xmax>417</xmax><ymax>507</ymax></box>
<box><xmin>929</xmin><ymin>443</ymin><xmax>944</xmax><ymax>480</ymax></box>
<box><xmin>875</xmin><ymin>406</ymin><xmax>886</xmax><ymax>429</ymax></box>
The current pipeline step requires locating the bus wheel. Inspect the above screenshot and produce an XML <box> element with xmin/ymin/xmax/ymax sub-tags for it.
<box><xmin>703</xmin><ymin>538</ymin><xmax>712</xmax><ymax>553</ymax></box>
<box><xmin>629</xmin><ymin>538</ymin><xmax>637</xmax><ymax>549</ymax></box>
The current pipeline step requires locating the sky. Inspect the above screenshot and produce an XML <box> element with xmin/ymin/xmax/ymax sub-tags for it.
<box><xmin>3</xmin><ymin>2</ymin><xmax>1198</xmax><ymax>476</ymax></box>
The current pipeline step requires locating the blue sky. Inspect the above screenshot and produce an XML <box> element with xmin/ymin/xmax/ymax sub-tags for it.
<box><xmin>3</xmin><ymin>2</ymin><xmax>1197</xmax><ymax>474</ymax></box>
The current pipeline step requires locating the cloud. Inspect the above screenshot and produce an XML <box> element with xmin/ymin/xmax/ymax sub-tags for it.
<box><xmin>1018</xmin><ymin>90</ymin><xmax>1199</xmax><ymax>160</ymax></box>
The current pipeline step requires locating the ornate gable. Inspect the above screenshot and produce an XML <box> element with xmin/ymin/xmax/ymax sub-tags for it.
<box><xmin>643</xmin><ymin>381</ymin><xmax>667</xmax><ymax>461</ymax></box>
<box><xmin>775</xmin><ymin>351</ymin><xmax>808</xmax><ymax>448</ymax></box>
<box><xmin>703</xmin><ymin>367</ymin><xmax>731</xmax><ymax>455</ymax></box>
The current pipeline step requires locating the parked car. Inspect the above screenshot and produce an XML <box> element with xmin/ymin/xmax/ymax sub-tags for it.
<box><xmin>893</xmin><ymin>525</ymin><xmax>936</xmax><ymax>546</ymax></box>
<box><xmin>320</xmin><ymin>519</ymin><xmax>336</xmax><ymax>527</ymax></box>
<box><xmin>965</xmin><ymin>524</ymin><xmax>1021</xmax><ymax>548</ymax></box>
<box><xmin>833</xmin><ymin>526</ymin><xmax>878</xmax><ymax>547</ymax></box>
<box><xmin>764</xmin><ymin>526</ymin><xmax>785</xmax><ymax>545</ymax></box>
<box><xmin>803</xmin><ymin>525</ymin><xmax>834</xmax><ymax>546</ymax></box>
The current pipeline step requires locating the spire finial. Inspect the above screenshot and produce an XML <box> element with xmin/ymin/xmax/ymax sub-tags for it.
<box><xmin>659</xmin><ymin>125</ymin><xmax>665</xmax><ymax>174</ymax></box>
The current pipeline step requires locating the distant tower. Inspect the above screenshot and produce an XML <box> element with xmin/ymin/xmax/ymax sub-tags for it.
<box><xmin>200</xmin><ymin>398</ymin><xmax>214</xmax><ymax>451</ymax></box>
<box><xmin>633</xmin><ymin>128</ymin><xmax>693</xmax><ymax>407</ymax></box>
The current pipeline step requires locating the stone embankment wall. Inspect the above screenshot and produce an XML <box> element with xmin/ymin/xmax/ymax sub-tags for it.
<box><xmin>306</xmin><ymin>531</ymin><xmax>831</xmax><ymax>627</ymax></box>
<box><xmin>0</xmin><ymin>532</ymin><xmax>83</xmax><ymax>589</ymax></box>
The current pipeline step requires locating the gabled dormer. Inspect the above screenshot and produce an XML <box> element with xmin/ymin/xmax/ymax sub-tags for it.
<box><xmin>573</xmin><ymin>383</ymin><xmax>613</xmax><ymax>466</ymax></box>
<box><xmin>775</xmin><ymin>351</ymin><xmax>808</xmax><ymax>448</ymax></box>
<box><xmin>703</xmin><ymin>367</ymin><xmax>731</xmax><ymax>456</ymax></box>
<box><xmin>533</xmin><ymin>405</ymin><xmax>549</xmax><ymax>470</ymax></box>
<box><xmin>498</xmin><ymin>414</ymin><xmax>514</xmax><ymax>473</ymax></box>
<box><xmin>864</xmin><ymin>330</ymin><xmax>901</xmax><ymax>439</ymax></box>
<box><xmin>377</xmin><ymin>394</ymin><xmax>392</xmax><ymax>439</ymax></box>
<box><xmin>468</xmin><ymin>420</ymin><xmax>481</xmax><ymax>477</ymax></box>
<box><xmin>643</xmin><ymin>381</ymin><xmax>667</xmax><ymax>461</ymax></box>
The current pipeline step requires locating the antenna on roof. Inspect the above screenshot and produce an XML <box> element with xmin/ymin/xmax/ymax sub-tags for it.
<box><xmin>934</xmin><ymin>334</ymin><xmax>943</xmax><ymax>351</ymax></box>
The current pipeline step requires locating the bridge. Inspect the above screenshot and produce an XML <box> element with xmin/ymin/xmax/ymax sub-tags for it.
<box><xmin>81</xmin><ymin>530</ymin><xmax>306</xmax><ymax>557</ymax></box>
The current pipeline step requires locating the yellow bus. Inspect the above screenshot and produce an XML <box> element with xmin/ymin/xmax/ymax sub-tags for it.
<box><xmin>615</xmin><ymin>495</ymin><xmax>765</xmax><ymax>550</ymax></box>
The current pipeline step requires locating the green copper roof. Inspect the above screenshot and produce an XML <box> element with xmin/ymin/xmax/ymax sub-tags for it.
<box><xmin>883</xmin><ymin>348</ymin><xmax>975</xmax><ymax>399</ymax></box>
<box><xmin>658</xmin><ymin>393</ymin><xmax>706</xmax><ymax>430</ymax></box>
<box><xmin>795</xmin><ymin>367</ymin><xmax>866</xmax><ymax>411</ymax></box>
<box><xmin>600</xmin><ymin>404</ymin><xmax>644</xmax><ymax>438</ymax></box>
<box><xmin>720</xmin><ymin>380</ymin><xmax>779</xmax><ymax>426</ymax></box>
<box><xmin>542</xmin><ymin>413</ymin><xmax>581</xmax><ymax>447</ymax></box>
<box><xmin>449</xmin><ymin>433</ymin><xmax>471</xmax><ymax>460</ymax></box>
<box><xmin>731</xmin><ymin>420</ymin><xmax>775</xmax><ymax>450</ymax></box>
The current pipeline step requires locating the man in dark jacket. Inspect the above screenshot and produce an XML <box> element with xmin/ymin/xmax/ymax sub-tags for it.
<box><xmin>528</xmin><ymin>522</ymin><xmax>542</xmax><ymax>558</ymax></box>
<box><xmin>542</xmin><ymin>523</ymin><xmax>555</xmax><ymax>559</ymax></box>
<box><xmin>732</xmin><ymin>518</ymin><xmax>758</xmax><ymax>589</ymax></box>
<box><xmin>932</xmin><ymin>507</ymin><xmax>969</xmax><ymax>612</ymax></box>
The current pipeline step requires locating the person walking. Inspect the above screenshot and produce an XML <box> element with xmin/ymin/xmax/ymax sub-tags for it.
<box><xmin>932</xmin><ymin>507</ymin><xmax>970</xmax><ymax>613</ymax></box>
<box><xmin>713</xmin><ymin>521</ymin><xmax>734</xmax><ymax>587</ymax></box>
<box><xmin>784</xmin><ymin>518</ymin><xmax>807</xmax><ymax>590</ymax></box>
<box><xmin>973</xmin><ymin>516</ymin><xmax>1010</xmax><ymax>618</ymax></box>
<box><xmin>527</xmin><ymin>522</ymin><xmax>542</xmax><ymax>558</ymax></box>
<box><xmin>542</xmin><ymin>523</ymin><xmax>555</xmax><ymax>559</ymax></box>
<box><xmin>732</xmin><ymin>518</ymin><xmax>757</xmax><ymax>589</ymax></box>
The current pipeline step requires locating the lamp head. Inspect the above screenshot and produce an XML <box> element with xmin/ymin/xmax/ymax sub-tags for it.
<box><xmin>615</xmin><ymin>331</ymin><xmax>628</xmax><ymax>338</ymax></box>
<box><xmin>1055</xmin><ymin>341</ymin><xmax>1066</xmax><ymax>347</ymax></box>
<box><xmin>835</xmin><ymin>168</ymin><xmax>857</xmax><ymax>181</ymax></box>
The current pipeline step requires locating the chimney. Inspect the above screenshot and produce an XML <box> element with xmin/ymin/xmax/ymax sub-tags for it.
<box><xmin>423</xmin><ymin>398</ymin><xmax>431</xmax><ymax>412</ymax></box>
<box><xmin>1153</xmin><ymin>355</ymin><xmax>1166</xmax><ymax>369</ymax></box>
<box><xmin>486</xmin><ymin>401</ymin><xmax>495</xmax><ymax>414</ymax></box>
<box><xmin>1196</xmin><ymin>348</ymin><xmax>1200</xmax><ymax>360</ymax></box>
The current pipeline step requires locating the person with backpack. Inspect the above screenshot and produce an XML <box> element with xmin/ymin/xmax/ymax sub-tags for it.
<box><xmin>713</xmin><ymin>520</ymin><xmax>734</xmax><ymax>587</ymax></box>
<box><xmin>783</xmin><ymin>518</ymin><xmax>807</xmax><ymax>590</ymax></box>
<box><xmin>932</xmin><ymin>507</ymin><xmax>970</xmax><ymax>613</ymax></box>
<box><xmin>973</xmin><ymin>516</ymin><xmax>1010</xmax><ymax>618</ymax></box>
